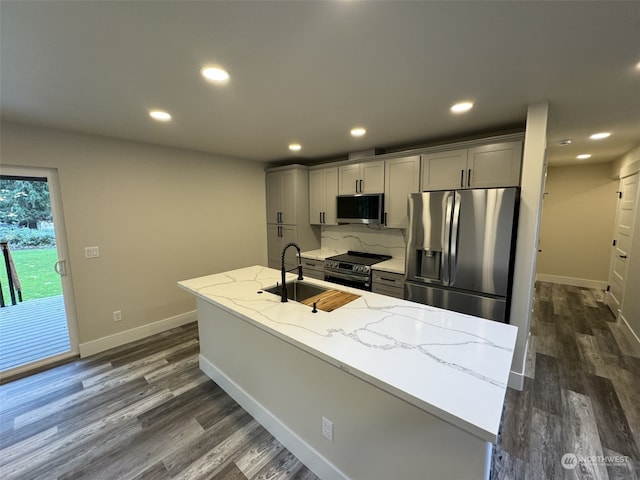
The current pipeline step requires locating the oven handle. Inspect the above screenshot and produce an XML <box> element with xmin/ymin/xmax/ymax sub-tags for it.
<box><xmin>324</xmin><ymin>269</ymin><xmax>368</xmax><ymax>283</ymax></box>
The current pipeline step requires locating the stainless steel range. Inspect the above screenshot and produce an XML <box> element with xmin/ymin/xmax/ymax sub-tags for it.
<box><xmin>324</xmin><ymin>251</ymin><xmax>391</xmax><ymax>291</ymax></box>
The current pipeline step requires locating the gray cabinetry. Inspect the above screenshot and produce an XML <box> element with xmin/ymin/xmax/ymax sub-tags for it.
<box><xmin>421</xmin><ymin>141</ymin><xmax>522</xmax><ymax>191</ymax></box>
<box><xmin>301</xmin><ymin>257</ymin><xmax>325</xmax><ymax>280</ymax></box>
<box><xmin>309</xmin><ymin>167</ymin><xmax>338</xmax><ymax>225</ymax></box>
<box><xmin>384</xmin><ymin>156</ymin><xmax>420</xmax><ymax>228</ymax></box>
<box><xmin>372</xmin><ymin>270</ymin><xmax>405</xmax><ymax>299</ymax></box>
<box><xmin>338</xmin><ymin>160</ymin><xmax>384</xmax><ymax>195</ymax></box>
<box><xmin>266</xmin><ymin>165</ymin><xmax>320</xmax><ymax>270</ymax></box>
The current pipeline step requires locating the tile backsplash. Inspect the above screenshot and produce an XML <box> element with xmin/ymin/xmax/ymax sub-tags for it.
<box><xmin>321</xmin><ymin>225</ymin><xmax>406</xmax><ymax>261</ymax></box>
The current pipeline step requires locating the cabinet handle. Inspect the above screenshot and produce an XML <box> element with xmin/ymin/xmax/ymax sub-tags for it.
<box><xmin>385</xmin><ymin>212</ymin><xmax>388</xmax><ymax>225</ymax></box>
<box><xmin>359</xmin><ymin>179</ymin><xmax>363</xmax><ymax>193</ymax></box>
<box><xmin>460</xmin><ymin>170</ymin><xmax>464</xmax><ymax>188</ymax></box>
<box><xmin>619</xmin><ymin>254</ymin><xmax>627</xmax><ymax>259</ymax></box>
<box><xmin>468</xmin><ymin>169</ymin><xmax>472</xmax><ymax>187</ymax></box>
<box><xmin>380</xmin><ymin>277</ymin><xmax>397</xmax><ymax>283</ymax></box>
<box><xmin>322</xmin><ymin>212</ymin><xmax>326</xmax><ymax>223</ymax></box>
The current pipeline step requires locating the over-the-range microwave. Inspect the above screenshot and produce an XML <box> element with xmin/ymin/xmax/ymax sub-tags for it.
<box><xmin>336</xmin><ymin>193</ymin><xmax>384</xmax><ymax>225</ymax></box>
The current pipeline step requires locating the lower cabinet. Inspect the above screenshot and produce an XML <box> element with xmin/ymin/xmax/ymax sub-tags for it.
<box><xmin>301</xmin><ymin>257</ymin><xmax>325</xmax><ymax>280</ymax></box>
<box><xmin>372</xmin><ymin>270</ymin><xmax>405</xmax><ymax>299</ymax></box>
<box><xmin>267</xmin><ymin>224</ymin><xmax>298</xmax><ymax>270</ymax></box>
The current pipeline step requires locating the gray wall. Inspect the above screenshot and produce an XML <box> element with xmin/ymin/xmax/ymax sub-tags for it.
<box><xmin>536</xmin><ymin>163</ymin><xmax>618</xmax><ymax>287</ymax></box>
<box><xmin>1</xmin><ymin>121</ymin><xmax>267</xmax><ymax>347</ymax></box>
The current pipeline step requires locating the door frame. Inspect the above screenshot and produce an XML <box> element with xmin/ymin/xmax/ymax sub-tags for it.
<box><xmin>606</xmin><ymin>172</ymin><xmax>639</xmax><ymax>319</ymax></box>
<box><xmin>0</xmin><ymin>165</ymin><xmax>79</xmax><ymax>376</ymax></box>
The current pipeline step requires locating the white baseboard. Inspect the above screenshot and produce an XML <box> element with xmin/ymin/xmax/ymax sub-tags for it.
<box><xmin>199</xmin><ymin>355</ymin><xmax>349</xmax><ymax>480</ymax></box>
<box><xmin>535</xmin><ymin>274</ymin><xmax>607</xmax><ymax>290</ymax></box>
<box><xmin>508</xmin><ymin>370</ymin><xmax>525</xmax><ymax>390</ymax></box>
<box><xmin>619</xmin><ymin>314</ymin><xmax>640</xmax><ymax>347</ymax></box>
<box><xmin>79</xmin><ymin>310</ymin><xmax>197</xmax><ymax>357</ymax></box>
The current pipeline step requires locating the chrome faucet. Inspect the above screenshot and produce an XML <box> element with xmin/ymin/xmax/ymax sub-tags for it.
<box><xmin>281</xmin><ymin>242</ymin><xmax>303</xmax><ymax>302</ymax></box>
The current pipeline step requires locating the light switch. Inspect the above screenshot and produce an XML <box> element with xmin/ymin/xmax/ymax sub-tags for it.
<box><xmin>84</xmin><ymin>246</ymin><xmax>100</xmax><ymax>258</ymax></box>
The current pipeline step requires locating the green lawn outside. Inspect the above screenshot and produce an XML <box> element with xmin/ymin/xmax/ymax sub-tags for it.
<box><xmin>0</xmin><ymin>248</ymin><xmax>62</xmax><ymax>302</ymax></box>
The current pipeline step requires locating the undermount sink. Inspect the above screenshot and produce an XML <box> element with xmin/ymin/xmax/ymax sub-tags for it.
<box><xmin>263</xmin><ymin>280</ymin><xmax>330</xmax><ymax>303</ymax></box>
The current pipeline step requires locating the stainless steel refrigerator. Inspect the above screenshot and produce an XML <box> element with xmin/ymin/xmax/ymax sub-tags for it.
<box><xmin>404</xmin><ymin>188</ymin><xmax>519</xmax><ymax>323</ymax></box>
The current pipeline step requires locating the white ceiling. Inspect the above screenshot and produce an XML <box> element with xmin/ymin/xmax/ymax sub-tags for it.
<box><xmin>1</xmin><ymin>1</ymin><xmax>639</xmax><ymax>166</ymax></box>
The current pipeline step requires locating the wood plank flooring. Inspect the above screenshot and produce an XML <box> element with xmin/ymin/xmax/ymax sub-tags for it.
<box><xmin>0</xmin><ymin>322</ymin><xmax>319</xmax><ymax>480</ymax></box>
<box><xmin>492</xmin><ymin>282</ymin><xmax>640</xmax><ymax>480</ymax></box>
<box><xmin>0</xmin><ymin>295</ymin><xmax>70</xmax><ymax>372</ymax></box>
<box><xmin>0</xmin><ymin>282</ymin><xmax>638</xmax><ymax>479</ymax></box>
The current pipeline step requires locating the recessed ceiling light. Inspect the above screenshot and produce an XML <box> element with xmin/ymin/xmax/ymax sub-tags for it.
<box><xmin>577</xmin><ymin>154</ymin><xmax>591</xmax><ymax>160</ymax></box>
<box><xmin>635</xmin><ymin>61</ymin><xmax>640</xmax><ymax>71</ymax></box>
<box><xmin>201</xmin><ymin>66</ymin><xmax>230</xmax><ymax>83</ymax></box>
<box><xmin>289</xmin><ymin>143</ymin><xmax>302</xmax><ymax>152</ymax></box>
<box><xmin>350</xmin><ymin>127</ymin><xmax>366</xmax><ymax>137</ymax></box>
<box><xmin>450</xmin><ymin>102</ymin><xmax>473</xmax><ymax>113</ymax></box>
<box><xmin>149</xmin><ymin>110</ymin><xmax>172</xmax><ymax>121</ymax></box>
<box><xmin>558</xmin><ymin>139</ymin><xmax>572</xmax><ymax>146</ymax></box>
<box><xmin>589</xmin><ymin>132</ymin><xmax>611</xmax><ymax>140</ymax></box>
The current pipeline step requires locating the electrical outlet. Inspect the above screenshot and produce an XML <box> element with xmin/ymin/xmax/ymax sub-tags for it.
<box><xmin>321</xmin><ymin>416</ymin><xmax>333</xmax><ymax>442</ymax></box>
<box><xmin>84</xmin><ymin>246</ymin><xmax>100</xmax><ymax>258</ymax></box>
<box><xmin>113</xmin><ymin>310</ymin><xmax>122</xmax><ymax>322</ymax></box>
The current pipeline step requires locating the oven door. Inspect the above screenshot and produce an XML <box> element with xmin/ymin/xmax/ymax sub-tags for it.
<box><xmin>324</xmin><ymin>269</ymin><xmax>371</xmax><ymax>291</ymax></box>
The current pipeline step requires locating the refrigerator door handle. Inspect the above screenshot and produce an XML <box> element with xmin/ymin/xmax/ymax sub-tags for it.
<box><xmin>442</xmin><ymin>192</ymin><xmax>454</xmax><ymax>285</ymax></box>
<box><xmin>449</xmin><ymin>191</ymin><xmax>461</xmax><ymax>286</ymax></box>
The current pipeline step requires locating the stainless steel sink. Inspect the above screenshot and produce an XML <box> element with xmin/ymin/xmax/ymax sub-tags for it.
<box><xmin>263</xmin><ymin>280</ymin><xmax>329</xmax><ymax>303</ymax></box>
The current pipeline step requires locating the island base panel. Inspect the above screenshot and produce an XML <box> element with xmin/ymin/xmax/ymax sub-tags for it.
<box><xmin>196</xmin><ymin>298</ymin><xmax>492</xmax><ymax>480</ymax></box>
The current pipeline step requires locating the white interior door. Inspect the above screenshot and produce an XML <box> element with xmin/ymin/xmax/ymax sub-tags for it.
<box><xmin>606</xmin><ymin>173</ymin><xmax>639</xmax><ymax>317</ymax></box>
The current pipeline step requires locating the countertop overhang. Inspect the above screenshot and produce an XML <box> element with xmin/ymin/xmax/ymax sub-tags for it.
<box><xmin>178</xmin><ymin>265</ymin><xmax>517</xmax><ymax>443</ymax></box>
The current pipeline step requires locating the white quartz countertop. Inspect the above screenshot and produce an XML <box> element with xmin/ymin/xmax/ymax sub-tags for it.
<box><xmin>178</xmin><ymin>265</ymin><xmax>517</xmax><ymax>443</ymax></box>
<box><xmin>300</xmin><ymin>248</ymin><xmax>345</xmax><ymax>260</ymax></box>
<box><xmin>372</xmin><ymin>257</ymin><xmax>405</xmax><ymax>274</ymax></box>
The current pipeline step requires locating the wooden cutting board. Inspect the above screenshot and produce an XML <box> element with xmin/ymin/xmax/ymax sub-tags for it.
<box><xmin>300</xmin><ymin>289</ymin><xmax>361</xmax><ymax>312</ymax></box>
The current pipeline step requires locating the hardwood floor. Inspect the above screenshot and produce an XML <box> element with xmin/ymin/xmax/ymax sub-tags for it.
<box><xmin>0</xmin><ymin>323</ymin><xmax>319</xmax><ymax>480</ymax></box>
<box><xmin>493</xmin><ymin>282</ymin><xmax>640</xmax><ymax>480</ymax></box>
<box><xmin>1</xmin><ymin>282</ymin><xmax>638</xmax><ymax>479</ymax></box>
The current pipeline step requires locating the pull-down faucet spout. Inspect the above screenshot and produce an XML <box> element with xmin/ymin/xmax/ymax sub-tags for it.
<box><xmin>281</xmin><ymin>242</ymin><xmax>303</xmax><ymax>302</ymax></box>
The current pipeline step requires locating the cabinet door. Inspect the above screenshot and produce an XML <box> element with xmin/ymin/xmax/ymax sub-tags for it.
<box><xmin>281</xmin><ymin>225</ymin><xmax>299</xmax><ymax>270</ymax></box>
<box><xmin>338</xmin><ymin>164</ymin><xmax>361</xmax><ymax>195</ymax></box>
<box><xmin>267</xmin><ymin>224</ymin><xmax>298</xmax><ymax>269</ymax></box>
<box><xmin>361</xmin><ymin>160</ymin><xmax>385</xmax><ymax>193</ymax></box>
<box><xmin>309</xmin><ymin>169</ymin><xmax>324</xmax><ymax>225</ymax></box>
<box><xmin>267</xmin><ymin>224</ymin><xmax>283</xmax><ymax>269</ymax></box>
<box><xmin>421</xmin><ymin>149</ymin><xmax>468</xmax><ymax>191</ymax></box>
<box><xmin>266</xmin><ymin>172</ymin><xmax>282</xmax><ymax>224</ymax></box>
<box><xmin>279</xmin><ymin>169</ymin><xmax>296</xmax><ymax>224</ymax></box>
<box><xmin>323</xmin><ymin>167</ymin><xmax>339</xmax><ymax>225</ymax></box>
<box><xmin>467</xmin><ymin>141</ymin><xmax>522</xmax><ymax>188</ymax></box>
<box><xmin>384</xmin><ymin>156</ymin><xmax>420</xmax><ymax>228</ymax></box>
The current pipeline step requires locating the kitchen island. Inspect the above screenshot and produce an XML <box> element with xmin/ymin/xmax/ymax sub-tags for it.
<box><xmin>178</xmin><ymin>266</ymin><xmax>517</xmax><ymax>480</ymax></box>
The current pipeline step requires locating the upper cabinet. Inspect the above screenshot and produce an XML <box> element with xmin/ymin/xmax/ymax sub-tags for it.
<box><xmin>309</xmin><ymin>167</ymin><xmax>338</xmax><ymax>225</ymax></box>
<box><xmin>421</xmin><ymin>141</ymin><xmax>522</xmax><ymax>191</ymax></box>
<box><xmin>265</xmin><ymin>165</ymin><xmax>320</xmax><ymax>269</ymax></box>
<box><xmin>338</xmin><ymin>160</ymin><xmax>385</xmax><ymax>195</ymax></box>
<box><xmin>266</xmin><ymin>169</ymin><xmax>296</xmax><ymax>224</ymax></box>
<box><xmin>421</xmin><ymin>149</ymin><xmax>468</xmax><ymax>191</ymax></box>
<box><xmin>467</xmin><ymin>142</ymin><xmax>523</xmax><ymax>189</ymax></box>
<box><xmin>384</xmin><ymin>156</ymin><xmax>420</xmax><ymax>228</ymax></box>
